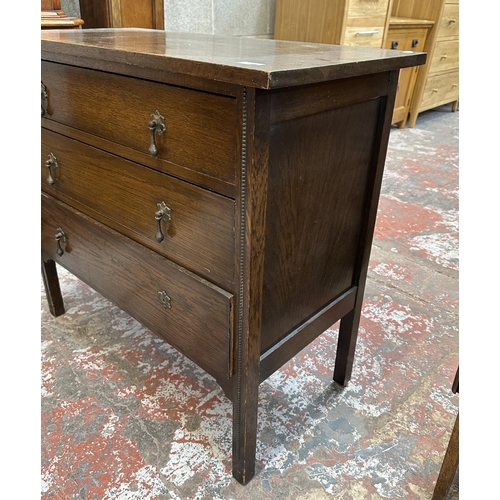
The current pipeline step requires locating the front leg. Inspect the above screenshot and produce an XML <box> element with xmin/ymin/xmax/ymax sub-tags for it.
<box><xmin>41</xmin><ymin>259</ymin><xmax>65</xmax><ymax>317</ymax></box>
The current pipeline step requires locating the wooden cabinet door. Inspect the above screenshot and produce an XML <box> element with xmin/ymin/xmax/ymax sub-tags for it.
<box><xmin>79</xmin><ymin>0</ymin><xmax>164</xmax><ymax>29</ymax></box>
<box><xmin>385</xmin><ymin>26</ymin><xmax>429</xmax><ymax>126</ymax></box>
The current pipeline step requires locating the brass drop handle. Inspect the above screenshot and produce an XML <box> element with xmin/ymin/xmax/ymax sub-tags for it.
<box><xmin>148</xmin><ymin>110</ymin><xmax>166</xmax><ymax>157</ymax></box>
<box><xmin>441</xmin><ymin>54</ymin><xmax>448</xmax><ymax>60</ymax></box>
<box><xmin>46</xmin><ymin>152</ymin><xmax>58</xmax><ymax>185</ymax></box>
<box><xmin>155</xmin><ymin>201</ymin><xmax>171</xmax><ymax>243</ymax></box>
<box><xmin>55</xmin><ymin>227</ymin><xmax>67</xmax><ymax>256</ymax></box>
<box><xmin>158</xmin><ymin>290</ymin><xmax>172</xmax><ymax>309</ymax></box>
<box><xmin>449</xmin><ymin>18</ymin><xmax>457</xmax><ymax>24</ymax></box>
<box><xmin>41</xmin><ymin>82</ymin><xmax>48</xmax><ymax>117</ymax></box>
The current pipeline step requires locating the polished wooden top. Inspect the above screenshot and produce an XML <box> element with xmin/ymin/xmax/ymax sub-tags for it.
<box><xmin>41</xmin><ymin>28</ymin><xmax>426</xmax><ymax>89</ymax></box>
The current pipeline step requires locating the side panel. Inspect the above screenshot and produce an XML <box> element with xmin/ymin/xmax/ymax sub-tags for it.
<box><xmin>261</xmin><ymin>74</ymin><xmax>389</xmax><ymax>353</ymax></box>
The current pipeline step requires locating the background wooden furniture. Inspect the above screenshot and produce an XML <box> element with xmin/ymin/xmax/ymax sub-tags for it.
<box><xmin>274</xmin><ymin>0</ymin><xmax>392</xmax><ymax>49</ymax></box>
<box><xmin>432</xmin><ymin>368</ymin><xmax>459</xmax><ymax>499</ymax></box>
<box><xmin>41</xmin><ymin>29</ymin><xmax>424</xmax><ymax>484</ymax></box>
<box><xmin>78</xmin><ymin>0</ymin><xmax>164</xmax><ymax>29</ymax></box>
<box><xmin>391</xmin><ymin>0</ymin><xmax>459</xmax><ymax>127</ymax></box>
<box><xmin>41</xmin><ymin>0</ymin><xmax>84</xmax><ymax>29</ymax></box>
<box><xmin>385</xmin><ymin>17</ymin><xmax>433</xmax><ymax>127</ymax></box>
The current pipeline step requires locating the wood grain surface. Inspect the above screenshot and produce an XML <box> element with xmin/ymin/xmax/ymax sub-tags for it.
<box><xmin>41</xmin><ymin>128</ymin><xmax>235</xmax><ymax>289</ymax></box>
<box><xmin>42</xmin><ymin>193</ymin><xmax>234</xmax><ymax>381</ymax></box>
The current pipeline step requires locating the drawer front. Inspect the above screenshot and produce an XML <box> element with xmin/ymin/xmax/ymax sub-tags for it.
<box><xmin>41</xmin><ymin>61</ymin><xmax>237</xmax><ymax>185</ymax></box>
<box><xmin>346</xmin><ymin>0</ymin><xmax>389</xmax><ymax>23</ymax></box>
<box><xmin>429</xmin><ymin>40</ymin><xmax>459</xmax><ymax>74</ymax></box>
<box><xmin>343</xmin><ymin>26</ymin><xmax>385</xmax><ymax>48</ymax></box>
<box><xmin>438</xmin><ymin>3</ymin><xmax>459</xmax><ymax>38</ymax></box>
<box><xmin>41</xmin><ymin>193</ymin><xmax>234</xmax><ymax>381</ymax></box>
<box><xmin>420</xmin><ymin>70</ymin><xmax>459</xmax><ymax>109</ymax></box>
<box><xmin>41</xmin><ymin>128</ymin><xmax>235</xmax><ymax>288</ymax></box>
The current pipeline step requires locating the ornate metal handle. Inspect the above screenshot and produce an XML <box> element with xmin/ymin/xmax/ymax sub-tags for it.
<box><xmin>148</xmin><ymin>110</ymin><xmax>166</xmax><ymax>157</ymax></box>
<box><xmin>46</xmin><ymin>152</ymin><xmax>58</xmax><ymax>185</ymax></box>
<box><xmin>158</xmin><ymin>290</ymin><xmax>172</xmax><ymax>309</ymax></box>
<box><xmin>55</xmin><ymin>227</ymin><xmax>67</xmax><ymax>256</ymax></box>
<box><xmin>41</xmin><ymin>82</ymin><xmax>48</xmax><ymax>117</ymax></box>
<box><xmin>155</xmin><ymin>201</ymin><xmax>171</xmax><ymax>243</ymax></box>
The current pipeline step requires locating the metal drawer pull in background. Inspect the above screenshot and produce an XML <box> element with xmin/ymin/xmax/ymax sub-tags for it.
<box><xmin>46</xmin><ymin>152</ymin><xmax>58</xmax><ymax>185</ymax></box>
<box><xmin>356</xmin><ymin>30</ymin><xmax>380</xmax><ymax>36</ymax></box>
<box><xmin>41</xmin><ymin>82</ymin><xmax>48</xmax><ymax>117</ymax></box>
<box><xmin>155</xmin><ymin>201</ymin><xmax>171</xmax><ymax>242</ymax></box>
<box><xmin>148</xmin><ymin>109</ymin><xmax>166</xmax><ymax>157</ymax></box>
<box><xmin>55</xmin><ymin>227</ymin><xmax>67</xmax><ymax>256</ymax></box>
<box><xmin>158</xmin><ymin>290</ymin><xmax>172</xmax><ymax>309</ymax></box>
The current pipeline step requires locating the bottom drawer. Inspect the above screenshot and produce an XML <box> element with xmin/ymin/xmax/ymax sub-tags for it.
<box><xmin>41</xmin><ymin>193</ymin><xmax>234</xmax><ymax>381</ymax></box>
<box><xmin>420</xmin><ymin>70</ymin><xmax>459</xmax><ymax>110</ymax></box>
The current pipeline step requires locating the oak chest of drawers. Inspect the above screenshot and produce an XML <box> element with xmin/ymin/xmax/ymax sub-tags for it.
<box><xmin>274</xmin><ymin>0</ymin><xmax>392</xmax><ymax>49</ymax></box>
<box><xmin>41</xmin><ymin>28</ymin><xmax>425</xmax><ymax>484</ymax></box>
<box><xmin>391</xmin><ymin>0</ymin><xmax>459</xmax><ymax>127</ymax></box>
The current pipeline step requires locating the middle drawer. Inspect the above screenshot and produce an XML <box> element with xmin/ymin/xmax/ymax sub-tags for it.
<box><xmin>42</xmin><ymin>128</ymin><xmax>235</xmax><ymax>289</ymax></box>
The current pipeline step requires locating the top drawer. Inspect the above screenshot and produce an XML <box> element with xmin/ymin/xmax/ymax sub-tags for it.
<box><xmin>41</xmin><ymin>61</ymin><xmax>238</xmax><ymax>186</ymax></box>
<box><xmin>438</xmin><ymin>3</ymin><xmax>459</xmax><ymax>38</ymax></box>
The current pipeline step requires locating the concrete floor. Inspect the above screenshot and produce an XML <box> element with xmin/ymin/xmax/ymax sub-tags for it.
<box><xmin>41</xmin><ymin>105</ymin><xmax>459</xmax><ymax>499</ymax></box>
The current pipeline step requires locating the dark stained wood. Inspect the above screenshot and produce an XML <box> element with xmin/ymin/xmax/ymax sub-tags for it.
<box><xmin>432</xmin><ymin>366</ymin><xmax>459</xmax><ymax>499</ymax></box>
<box><xmin>40</xmin><ymin>29</ymin><xmax>425</xmax><ymax>484</ymax></box>
<box><xmin>41</xmin><ymin>61</ymin><xmax>238</xmax><ymax>185</ymax></box>
<box><xmin>333</xmin><ymin>70</ymin><xmax>400</xmax><ymax>385</ymax></box>
<box><xmin>232</xmin><ymin>88</ymin><xmax>271</xmax><ymax>485</ymax></box>
<box><xmin>260</xmin><ymin>287</ymin><xmax>357</xmax><ymax>382</ymax></box>
<box><xmin>41</xmin><ymin>193</ymin><xmax>234</xmax><ymax>381</ymax></box>
<box><xmin>77</xmin><ymin>0</ymin><xmax>111</xmax><ymax>28</ymax></box>
<box><xmin>432</xmin><ymin>413</ymin><xmax>459</xmax><ymax>500</ymax></box>
<box><xmin>40</xmin><ymin>29</ymin><xmax>427</xmax><ymax>90</ymax></box>
<box><xmin>41</xmin><ymin>128</ymin><xmax>235</xmax><ymax>289</ymax></box>
<box><xmin>41</xmin><ymin>259</ymin><xmax>65</xmax><ymax>316</ymax></box>
<box><xmin>42</xmin><ymin>120</ymin><xmax>236</xmax><ymax>198</ymax></box>
<box><xmin>261</xmin><ymin>93</ymin><xmax>383</xmax><ymax>353</ymax></box>
<box><xmin>452</xmin><ymin>366</ymin><xmax>459</xmax><ymax>394</ymax></box>
<box><xmin>270</xmin><ymin>72</ymin><xmax>390</xmax><ymax>123</ymax></box>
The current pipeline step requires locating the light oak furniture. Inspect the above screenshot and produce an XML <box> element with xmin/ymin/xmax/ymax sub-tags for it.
<box><xmin>78</xmin><ymin>0</ymin><xmax>164</xmax><ymax>29</ymax></box>
<box><xmin>41</xmin><ymin>0</ymin><xmax>84</xmax><ymax>29</ymax></box>
<box><xmin>41</xmin><ymin>28</ymin><xmax>424</xmax><ymax>484</ymax></box>
<box><xmin>391</xmin><ymin>0</ymin><xmax>459</xmax><ymax>127</ymax></box>
<box><xmin>274</xmin><ymin>0</ymin><xmax>393</xmax><ymax>49</ymax></box>
<box><xmin>385</xmin><ymin>17</ymin><xmax>433</xmax><ymax>127</ymax></box>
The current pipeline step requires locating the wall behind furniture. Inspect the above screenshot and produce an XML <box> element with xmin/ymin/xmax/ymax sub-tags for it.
<box><xmin>61</xmin><ymin>0</ymin><xmax>81</xmax><ymax>18</ymax></box>
<box><xmin>60</xmin><ymin>0</ymin><xmax>276</xmax><ymax>36</ymax></box>
<box><xmin>164</xmin><ymin>0</ymin><xmax>275</xmax><ymax>36</ymax></box>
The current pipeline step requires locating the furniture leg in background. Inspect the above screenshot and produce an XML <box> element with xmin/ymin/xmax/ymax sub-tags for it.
<box><xmin>41</xmin><ymin>0</ymin><xmax>84</xmax><ymax>29</ymax></box>
<box><xmin>432</xmin><ymin>367</ymin><xmax>459</xmax><ymax>499</ymax></box>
